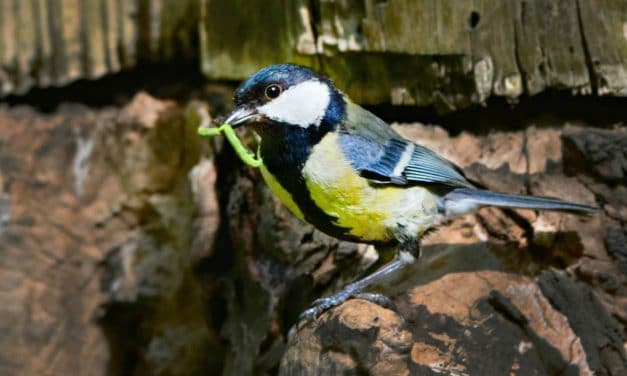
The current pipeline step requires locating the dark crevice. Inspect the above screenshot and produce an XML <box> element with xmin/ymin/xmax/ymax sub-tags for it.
<box><xmin>97</xmin><ymin>301</ymin><xmax>147</xmax><ymax>376</ymax></box>
<box><xmin>486</xmin><ymin>291</ymin><xmax>576</xmax><ymax>375</ymax></box>
<box><xmin>468</xmin><ymin>11</ymin><xmax>480</xmax><ymax>29</ymax></box>
<box><xmin>4</xmin><ymin>67</ymin><xmax>625</xmax><ymax>141</ymax></box>
<box><xmin>575</xmin><ymin>0</ymin><xmax>598</xmax><ymax>95</ymax></box>
<box><xmin>368</xmin><ymin>90</ymin><xmax>627</xmax><ymax>136</ymax></box>
<box><xmin>3</xmin><ymin>61</ymin><xmax>208</xmax><ymax>112</ymax></box>
<box><xmin>539</xmin><ymin>271</ymin><xmax>627</xmax><ymax>374</ymax></box>
<box><xmin>521</xmin><ymin>130</ymin><xmax>532</xmax><ymax>195</ymax></box>
<box><xmin>475</xmin><ymin>214</ymin><xmax>512</xmax><ymax>242</ymax></box>
<box><xmin>513</xmin><ymin>3</ymin><xmax>529</xmax><ymax>95</ymax></box>
<box><xmin>136</xmin><ymin>0</ymin><xmax>152</xmax><ymax>62</ymax></box>
<box><xmin>488</xmin><ymin>290</ymin><xmax>528</xmax><ymax>326</ymax></box>
<box><xmin>307</xmin><ymin>0</ymin><xmax>321</xmax><ymax>43</ymax></box>
<box><xmin>307</xmin><ymin>0</ymin><xmax>326</xmax><ymax>73</ymax></box>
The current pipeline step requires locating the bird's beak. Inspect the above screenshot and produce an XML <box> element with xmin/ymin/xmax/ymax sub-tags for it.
<box><xmin>223</xmin><ymin>106</ymin><xmax>261</xmax><ymax>127</ymax></box>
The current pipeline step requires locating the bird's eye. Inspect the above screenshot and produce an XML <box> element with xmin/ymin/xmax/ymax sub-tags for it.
<box><xmin>264</xmin><ymin>84</ymin><xmax>282</xmax><ymax>99</ymax></box>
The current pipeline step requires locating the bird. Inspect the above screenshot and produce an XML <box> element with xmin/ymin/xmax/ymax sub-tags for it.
<box><xmin>222</xmin><ymin>63</ymin><xmax>597</xmax><ymax>321</ymax></box>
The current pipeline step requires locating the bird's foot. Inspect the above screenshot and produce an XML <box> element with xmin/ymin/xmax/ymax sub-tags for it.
<box><xmin>297</xmin><ymin>248</ymin><xmax>418</xmax><ymax>324</ymax></box>
<box><xmin>353</xmin><ymin>293</ymin><xmax>397</xmax><ymax>311</ymax></box>
<box><xmin>298</xmin><ymin>286</ymin><xmax>395</xmax><ymax>323</ymax></box>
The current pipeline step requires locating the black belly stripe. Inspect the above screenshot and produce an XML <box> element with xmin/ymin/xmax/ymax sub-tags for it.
<box><xmin>256</xmin><ymin>122</ymin><xmax>367</xmax><ymax>242</ymax></box>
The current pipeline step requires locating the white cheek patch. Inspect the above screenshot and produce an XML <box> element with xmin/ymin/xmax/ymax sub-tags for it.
<box><xmin>258</xmin><ymin>80</ymin><xmax>330</xmax><ymax>127</ymax></box>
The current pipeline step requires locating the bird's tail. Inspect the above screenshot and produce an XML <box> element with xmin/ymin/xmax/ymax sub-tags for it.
<box><xmin>442</xmin><ymin>188</ymin><xmax>598</xmax><ymax>216</ymax></box>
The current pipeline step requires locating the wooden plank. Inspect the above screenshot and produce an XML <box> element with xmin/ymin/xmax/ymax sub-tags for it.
<box><xmin>59</xmin><ymin>0</ymin><xmax>82</xmax><ymax>83</ymax></box>
<box><xmin>470</xmin><ymin>0</ymin><xmax>523</xmax><ymax>101</ymax></box>
<box><xmin>103</xmin><ymin>0</ymin><xmax>121</xmax><ymax>72</ymax></box>
<box><xmin>46</xmin><ymin>0</ymin><xmax>66</xmax><ymax>84</ymax></box>
<box><xmin>320</xmin><ymin>0</ymin><xmax>473</xmax><ymax>55</ymax></box>
<box><xmin>533</xmin><ymin>0</ymin><xmax>591</xmax><ymax>93</ymax></box>
<box><xmin>16</xmin><ymin>0</ymin><xmax>37</xmax><ymax>93</ymax></box>
<box><xmin>0</xmin><ymin>1</ymin><xmax>17</xmax><ymax>94</ymax></box>
<box><xmin>197</xmin><ymin>0</ymin><xmax>625</xmax><ymax>110</ymax></box>
<box><xmin>578</xmin><ymin>0</ymin><xmax>627</xmax><ymax>96</ymax></box>
<box><xmin>0</xmin><ymin>0</ymin><xmax>624</xmax><ymax>106</ymax></box>
<box><xmin>0</xmin><ymin>0</ymin><xmax>197</xmax><ymax>95</ymax></box>
<box><xmin>296</xmin><ymin>1</ymin><xmax>476</xmax><ymax>109</ymax></box>
<box><xmin>33</xmin><ymin>0</ymin><xmax>54</xmax><ymax>87</ymax></box>
<box><xmin>513</xmin><ymin>0</ymin><xmax>548</xmax><ymax>95</ymax></box>
<box><xmin>117</xmin><ymin>0</ymin><xmax>138</xmax><ymax>67</ymax></box>
<box><xmin>199</xmin><ymin>0</ymin><xmax>314</xmax><ymax>80</ymax></box>
<box><xmin>80</xmin><ymin>0</ymin><xmax>107</xmax><ymax>78</ymax></box>
<box><xmin>158</xmin><ymin>0</ymin><xmax>198</xmax><ymax>60</ymax></box>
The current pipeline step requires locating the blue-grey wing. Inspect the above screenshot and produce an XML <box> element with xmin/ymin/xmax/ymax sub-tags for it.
<box><xmin>402</xmin><ymin>142</ymin><xmax>475</xmax><ymax>188</ymax></box>
<box><xmin>338</xmin><ymin>101</ymin><xmax>474</xmax><ymax>188</ymax></box>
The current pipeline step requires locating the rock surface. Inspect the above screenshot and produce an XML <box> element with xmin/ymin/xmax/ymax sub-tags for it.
<box><xmin>0</xmin><ymin>93</ymin><xmax>221</xmax><ymax>375</ymax></box>
<box><xmin>275</xmin><ymin>123</ymin><xmax>627</xmax><ymax>375</ymax></box>
<box><xmin>0</xmin><ymin>84</ymin><xmax>625</xmax><ymax>375</ymax></box>
<box><xmin>282</xmin><ymin>271</ymin><xmax>607</xmax><ymax>375</ymax></box>
<box><xmin>209</xmin><ymin>117</ymin><xmax>626</xmax><ymax>375</ymax></box>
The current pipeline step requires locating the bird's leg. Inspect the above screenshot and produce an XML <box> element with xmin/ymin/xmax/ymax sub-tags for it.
<box><xmin>299</xmin><ymin>240</ymin><xmax>421</xmax><ymax>322</ymax></box>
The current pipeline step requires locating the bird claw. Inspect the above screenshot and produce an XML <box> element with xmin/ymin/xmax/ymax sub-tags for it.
<box><xmin>353</xmin><ymin>292</ymin><xmax>397</xmax><ymax>311</ymax></box>
<box><xmin>298</xmin><ymin>289</ymin><xmax>396</xmax><ymax>324</ymax></box>
<box><xmin>298</xmin><ymin>289</ymin><xmax>353</xmax><ymax>323</ymax></box>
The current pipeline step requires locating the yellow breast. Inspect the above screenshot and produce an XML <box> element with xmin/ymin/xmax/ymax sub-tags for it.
<box><xmin>301</xmin><ymin>133</ymin><xmax>439</xmax><ymax>243</ymax></box>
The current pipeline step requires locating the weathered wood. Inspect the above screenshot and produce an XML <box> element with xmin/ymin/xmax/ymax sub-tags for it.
<box><xmin>1</xmin><ymin>0</ymin><xmax>624</xmax><ymax>106</ymax></box>
<box><xmin>578</xmin><ymin>0</ymin><xmax>627</xmax><ymax>95</ymax></box>
<box><xmin>0</xmin><ymin>0</ymin><xmax>197</xmax><ymax>96</ymax></box>
<box><xmin>200</xmin><ymin>0</ymin><xmax>627</xmax><ymax>110</ymax></box>
<box><xmin>471</xmin><ymin>0</ymin><xmax>521</xmax><ymax>101</ymax></box>
<box><xmin>199</xmin><ymin>0</ymin><xmax>314</xmax><ymax>80</ymax></box>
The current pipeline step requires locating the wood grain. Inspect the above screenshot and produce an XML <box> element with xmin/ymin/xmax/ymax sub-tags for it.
<box><xmin>0</xmin><ymin>0</ymin><xmax>197</xmax><ymax>96</ymax></box>
<box><xmin>0</xmin><ymin>1</ymin><xmax>625</xmax><ymax>105</ymax></box>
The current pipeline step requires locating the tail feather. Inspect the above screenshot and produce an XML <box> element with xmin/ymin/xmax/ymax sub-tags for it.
<box><xmin>442</xmin><ymin>188</ymin><xmax>598</xmax><ymax>215</ymax></box>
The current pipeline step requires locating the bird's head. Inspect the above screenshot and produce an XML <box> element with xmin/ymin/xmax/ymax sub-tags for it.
<box><xmin>224</xmin><ymin>64</ymin><xmax>344</xmax><ymax>131</ymax></box>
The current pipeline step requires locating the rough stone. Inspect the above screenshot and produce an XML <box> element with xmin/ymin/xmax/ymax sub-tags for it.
<box><xmin>562</xmin><ymin>126</ymin><xmax>627</xmax><ymax>184</ymax></box>
<box><xmin>274</xmin><ymin>123</ymin><xmax>626</xmax><ymax>375</ymax></box>
<box><xmin>0</xmin><ymin>93</ymin><xmax>221</xmax><ymax>375</ymax></box>
<box><xmin>2</xmin><ymin>81</ymin><xmax>625</xmax><ymax>375</ymax></box>
<box><xmin>281</xmin><ymin>270</ymin><xmax>615</xmax><ymax>375</ymax></box>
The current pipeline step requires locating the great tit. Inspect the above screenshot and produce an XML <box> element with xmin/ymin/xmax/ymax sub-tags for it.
<box><xmin>223</xmin><ymin>64</ymin><xmax>597</xmax><ymax>320</ymax></box>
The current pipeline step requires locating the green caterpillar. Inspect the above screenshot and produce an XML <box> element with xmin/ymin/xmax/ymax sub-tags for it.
<box><xmin>198</xmin><ymin>123</ymin><xmax>262</xmax><ymax>168</ymax></box>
